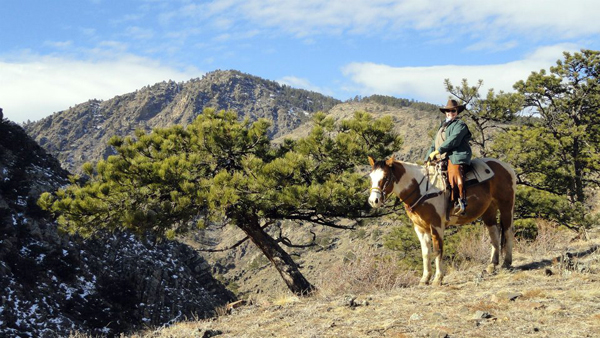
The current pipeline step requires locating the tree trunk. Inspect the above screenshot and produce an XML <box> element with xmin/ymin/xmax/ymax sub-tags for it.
<box><xmin>237</xmin><ymin>214</ymin><xmax>316</xmax><ymax>296</ymax></box>
<box><xmin>573</xmin><ymin>143</ymin><xmax>586</xmax><ymax>203</ymax></box>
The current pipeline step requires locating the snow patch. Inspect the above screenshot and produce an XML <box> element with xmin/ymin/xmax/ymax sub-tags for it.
<box><xmin>59</xmin><ymin>283</ymin><xmax>76</xmax><ymax>300</ymax></box>
<box><xmin>28</xmin><ymin>304</ymin><xmax>39</xmax><ymax>317</ymax></box>
<box><xmin>20</xmin><ymin>246</ymin><xmax>31</xmax><ymax>256</ymax></box>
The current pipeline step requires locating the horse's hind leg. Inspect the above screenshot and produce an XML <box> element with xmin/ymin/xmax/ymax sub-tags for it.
<box><xmin>499</xmin><ymin>205</ymin><xmax>515</xmax><ymax>268</ymax></box>
<box><xmin>482</xmin><ymin>206</ymin><xmax>501</xmax><ymax>274</ymax></box>
<box><xmin>414</xmin><ymin>225</ymin><xmax>433</xmax><ymax>285</ymax></box>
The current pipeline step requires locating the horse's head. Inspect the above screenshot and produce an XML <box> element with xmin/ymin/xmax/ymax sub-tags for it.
<box><xmin>368</xmin><ymin>155</ymin><xmax>396</xmax><ymax>208</ymax></box>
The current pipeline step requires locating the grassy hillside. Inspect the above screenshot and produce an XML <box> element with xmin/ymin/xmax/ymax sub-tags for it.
<box><xmin>71</xmin><ymin>226</ymin><xmax>600</xmax><ymax>337</ymax></box>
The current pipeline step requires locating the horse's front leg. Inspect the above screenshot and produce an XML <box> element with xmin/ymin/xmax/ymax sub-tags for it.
<box><xmin>414</xmin><ymin>225</ymin><xmax>432</xmax><ymax>285</ymax></box>
<box><xmin>431</xmin><ymin>225</ymin><xmax>444</xmax><ymax>286</ymax></box>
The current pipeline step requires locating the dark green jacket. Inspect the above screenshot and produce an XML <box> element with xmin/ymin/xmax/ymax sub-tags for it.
<box><xmin>426</xmin><ymin>119</ymin><xmax>472</xmax><ymax>165</ymax></box>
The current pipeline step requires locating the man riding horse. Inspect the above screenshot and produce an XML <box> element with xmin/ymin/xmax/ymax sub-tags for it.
<box><xmin>425</xmin><ymin>99</ymin><xmax>472</xmax><ymax>214</ymax></box>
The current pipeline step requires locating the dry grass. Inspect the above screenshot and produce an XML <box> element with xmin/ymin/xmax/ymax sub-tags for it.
<box><xmin>313</xmin><ymin>244</ymin><xmax>419</xmax><ymax>297</ymax></box>
<box><xmin>520</xmin><ymin>288</ymin><xmax>546</xmax><ymax>300</ymax></box>
<box><xmin>71</xmin><ymin>226</ymin><xmax>600</xmax><ymax>338</ymax></box>
<box><xmin>143</xmin><ymin>265</ymin><xmax>600</xmax><ymax>337</ymax></box>
<box><xmin>272</xmin><ymin>295</ymin><xmax>301</xmax><ymax>306</ymax></box>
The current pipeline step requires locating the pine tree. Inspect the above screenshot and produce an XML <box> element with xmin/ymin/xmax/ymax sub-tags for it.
<box><xmin>494</xmin><ymin>50</ymin><xmax>600</xmax><ymax>204</ymax></box>
<box><xmin>489</xmin><ymin>49</ymin><xmax>600</xmax><ymax>229</ymax></box>
<box><xmin>444</xmin><ymin>78</ymin><xmax>523</xmax><ymax>156</ymax></box>
<box><xmin>39</xmin><ymin>108</ymin><xmax>402</xmax><ymax>295</ymax></box>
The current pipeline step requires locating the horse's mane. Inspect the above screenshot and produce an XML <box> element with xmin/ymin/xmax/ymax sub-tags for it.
<box><xmin>391</xmin><ymin>160</ymin><xmax>422</xmax><ymax>168</ymax></box>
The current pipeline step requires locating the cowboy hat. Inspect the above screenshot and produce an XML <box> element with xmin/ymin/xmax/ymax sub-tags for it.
<box><xmin>439</xmin><ymin>99</ymin><xmax>466</xmax><ymax>113</ymax></box>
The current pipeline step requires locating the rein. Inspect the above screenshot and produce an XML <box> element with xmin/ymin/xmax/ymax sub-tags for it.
<box><xmin>405</xmin><ymin>163</ymin><xmax>444</xmax><ymax>212</ymax></box>
<box><xmin>401</xmin><ymin>175</ymin><xmax>428</xmax><ymax>210</ymax></box>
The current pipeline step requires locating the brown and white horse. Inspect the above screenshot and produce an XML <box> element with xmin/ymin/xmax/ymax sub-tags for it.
<box><xmin>368</xmin><ymin>156</ymin><xmax>516</xmax><ymax>286</ymax></box>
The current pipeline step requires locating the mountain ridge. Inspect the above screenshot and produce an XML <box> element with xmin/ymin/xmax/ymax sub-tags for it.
<box><xmin>25</xmin><ymin>69</ymin><xmax>341</xmax><ymax>173</ymax></box>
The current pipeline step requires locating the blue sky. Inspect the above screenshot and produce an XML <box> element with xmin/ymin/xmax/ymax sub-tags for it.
<box><xmin>1</xmin><ymin>0</ymin><xmax>598</xmax><ymax>123</ymax></box>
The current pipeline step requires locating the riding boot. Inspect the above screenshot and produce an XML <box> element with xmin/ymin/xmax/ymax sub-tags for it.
<box><xmin>447</xmin><ymin>161</ymin><xmax>464</xmax><ymax>215</ymax></box>
<box><xmin>457</xmin><ymin>165</ymin><xmax>467</xmax><ymax>214</ymax></box>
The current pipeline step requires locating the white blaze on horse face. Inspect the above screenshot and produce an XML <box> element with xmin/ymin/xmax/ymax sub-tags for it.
<box><xmin>369</xmin><ymin>168</ymin><xmax>385</xmax><ymax>208</ymax></box>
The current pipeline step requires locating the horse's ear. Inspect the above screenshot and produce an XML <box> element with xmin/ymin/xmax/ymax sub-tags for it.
<box><xmin>385</xmin><ymin>155</ymin><xmax>395</xmax><ymax>167</ymax></box>
<box><xmin>368</xmin><ymin>156</ymin><xmax>375</xmax><ymax>167</ymax></box>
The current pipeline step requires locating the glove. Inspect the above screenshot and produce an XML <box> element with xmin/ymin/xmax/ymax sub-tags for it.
<box><xmin>428</xmin><ymin>150</ymin><xmax>440</xmax><ymax>161</ymax></box>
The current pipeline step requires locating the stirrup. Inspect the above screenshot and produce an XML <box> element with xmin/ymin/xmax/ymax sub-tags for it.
<box><xmin>453</xmin><ymin>199</ymin><xmax>466</xmax><ymax>215</ymax></box>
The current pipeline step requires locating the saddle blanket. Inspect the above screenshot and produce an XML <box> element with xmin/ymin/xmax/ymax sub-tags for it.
<box><xmin>465</xmin><ymin>158</ymin><xmax>495</xmax><ymax>186</ymax></box>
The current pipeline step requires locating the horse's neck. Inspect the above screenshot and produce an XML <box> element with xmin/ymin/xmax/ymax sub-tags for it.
<box><xmin>391</xmin><ymin>162</ymin><xmax>427</xmax><ymax>198</ymax></box>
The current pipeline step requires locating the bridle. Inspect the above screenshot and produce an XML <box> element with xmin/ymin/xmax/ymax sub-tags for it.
<box><xmin>370</xmin><ymin>162</ymin><xmax>443</xmax><ymax>211</ymax></box>
<box><xmin>369</xmin><ymin>167</ymin><xmax>396</xmax><ymax>204</ymax></box>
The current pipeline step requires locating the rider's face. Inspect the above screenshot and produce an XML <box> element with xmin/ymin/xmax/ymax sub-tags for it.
<box><xmin>445</xmin><ymin>110</ymin><xmax>458</xmax><ymax>120</ymax></box>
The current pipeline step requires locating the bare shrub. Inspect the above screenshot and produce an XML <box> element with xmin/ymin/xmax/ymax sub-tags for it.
<box><xmin>315</xmin><ymin>244</ymin><xmax>418</xmax><ymax>296</ymax></box>
<box><xmin>516</xmin><ymin>219</ymin><xmax>573</xmax><ymax>257</ymax></box>
<box><xmin>215</xmin><ymin>304</ymin><xmax>229</xmax><ymax>317</ymax></box>
<box><xmin>450</xmin><ymin>227</ymin><xmax>491</xmax><ymax>269</ymax></box>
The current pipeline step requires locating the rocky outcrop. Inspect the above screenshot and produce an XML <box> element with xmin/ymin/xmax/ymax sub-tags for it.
<box><xmin>24</xmin><ymin>70</ymin><xmax>341</xmax><ymax>173</ymax></box>
<box><xmin>0</xmin><ymin>119</ymin><xmax>235</xmax><ymax>337</ymax></box>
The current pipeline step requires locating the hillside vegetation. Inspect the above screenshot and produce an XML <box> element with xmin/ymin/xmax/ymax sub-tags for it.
<box><xmin>274</xmin><ymin>101</ymin><xmax>440</xmax><ymax>162</ymax></box>
<box><xmin>118</xmin><ymin>227</ymin><xmax>600</xmax><ymax>338</ymax></box>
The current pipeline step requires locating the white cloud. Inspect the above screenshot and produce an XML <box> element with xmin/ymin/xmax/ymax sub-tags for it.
<box><xmin>0</xmin><ymin>54</ymin><xmax>201</xmax><ymax>123</ymax></box>
<box><xmin>341</xmin><ymin>44</ymin><xmax>579</xmax><ymax>103</ymax></box>
<box><xmin>43</xmin><ymin>40</ymin><xmax>74</xmax><ymax>49</ymax></box>
<box><xmin>124</xmin><ymin>26</ymin><xmax>154</xmax><ymax>40</ymax></box>
<box><xmin>277</xmin><ymin>76</ymin><xmax>332</xmax><ymax>95</ymax></box>
<box><xmin>277</xmin><ymin>76</ymin><xmax>319</xmax><ymax>91</ymax></box>
<box><xmin>179</xmin><ymin>0</ymin><xmax>600</xmax><ymax>42</ymax></box>
<box><xmin>95</xmin><ymin>40</ymin><xmax>130</xmax><ymax>53</ymax></box>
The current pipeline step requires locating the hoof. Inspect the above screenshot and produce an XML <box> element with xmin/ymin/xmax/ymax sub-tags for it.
<box><xmin>432</xmin><ymin>279</ymin><xmax>443</xmax><ymax>286</ymax></box>
<box><xmin>486</xmin><ymin>264</ymin><xmax>497</xmax><ymax>274</ymax></box>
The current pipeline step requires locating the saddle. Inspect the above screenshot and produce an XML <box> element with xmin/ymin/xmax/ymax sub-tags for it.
<box><xmin>427</xmin><ymin>159</ymin><xmax>495</xmax><ymax>218</ymax></box>
<box><xmin>429</xmin><ymin>158</ymin><xmax>494</xmax><ymax>190</ymax></box>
